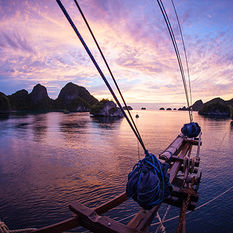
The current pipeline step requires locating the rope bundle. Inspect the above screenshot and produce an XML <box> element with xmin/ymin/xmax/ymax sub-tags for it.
<box><xmin>126</xmin><ymin>153</ymin><xmax>172</xmax><ymax>210</ymax></box>
<box><xmin>181</xmin><ymin>122</ymin><xmax>201</xmax><ymax>138</ymax></box>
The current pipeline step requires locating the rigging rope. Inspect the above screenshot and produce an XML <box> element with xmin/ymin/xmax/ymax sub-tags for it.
<box><xmin>151</xmin><ymin>185</ymin><xmax>233</xmax><ymax>226</ymax></box>
<box><xmin>156</xmin><ymin>0</ymin><xmax>192</xmax><ymax>122</ymax></box>
<box><xmin>73</xmin><ymin>0</ymin><xmax>145</xmax><ymax>150</ymax></box>
<box><xmin>155</xmin><ymin>205</ymin><xmax>170</xmax><ymax>233</ymax></box>
<box><xmin>171</xmin><ymin>0</ymin><xmax>193</xmax><ymax>121</ymax></box>
<box><xmin>56</xmin><ymin>0</ymin><xmax>148</xmax><ymax>153</ymax></box>
<box><xmin>156</xmin><ymin>212</ymin><xmax>166</xmax><ymax>233</ymax></box>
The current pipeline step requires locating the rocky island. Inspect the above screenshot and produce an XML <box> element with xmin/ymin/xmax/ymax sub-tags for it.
<box><xmin>0</xmin><ymin>82</ymin><xmax>123</xmax><ymax>118</ymax></box>
<box><xmin>178</xmin><ymin>97</ymin><xmax>233</xmax><ymax>118</ymax></box>
<box><xmin>90</xmin><ymin>99</ymin><xmax>123</xmax><ymax>117</ymax></box>
<box><xmin>123</xmin><ymin>106</ymin><xmax>133</xmax><ymax>110</ymax></box>
<box><xmin>54</xmin><ymin>82</ymin><xmax>98</xmax><ymax>112</ymax></box>
<box><xmin>198</xmin><ymin>98</ymin><xmax>233</xmax><ymax>117</ymax></box>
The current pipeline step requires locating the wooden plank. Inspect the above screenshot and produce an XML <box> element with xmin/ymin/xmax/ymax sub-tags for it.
<box><xmin>127</xmin><ymin>205</ymin><xmax>160</xmax><ymax>231</ymax></box>
<box><xmin>136</xmin><ymin>205</ymin><xmax>160</xmax><ymax>232</ymax></box>
<box><xmin>184</xmin><ymin>138</ymin><xmax>202</xmax><ymax>146</ymax></box>
<box><xmin>94</xmin><ymin>192</ymin><xmax>128</xmax><ymax>215</ymax></box>
<box><xmin>159</xmin><ymin>134</ymin><xmax>184</xmax><ymax>161</ymax></box>
<box><xmin>163</xmin><ymin>197</ymin><xmax>197</xmax><ymax>211</ymax></box>
<box><xmin>33</xmin><ymin>217</ymin><xmax>79</xmax><ymax>233</ymax></box>
<box><xmin>169</xmin><ymin>186</ymin><xmax>199</xmax><ymax>201</ymax></box>
<box><xmin>169</xmin><ymin>143</ymin><xmax>191</xmax><ymax>183</ymax></box>
<box><xmin>69</xmin><ymin>201</ymin><xmax>139</xmax><ymax>233</ymax></box>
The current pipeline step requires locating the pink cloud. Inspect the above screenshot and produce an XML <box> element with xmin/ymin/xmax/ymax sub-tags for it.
<box><xmin>0</xmin><ymin>0</ymin><xmax>232</xmax><ymax>103</ymax></box>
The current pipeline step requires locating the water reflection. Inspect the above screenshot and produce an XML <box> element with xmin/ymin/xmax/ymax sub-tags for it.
<box><xmin>91</xmin><ymin>116</ymin><xmax>123</xmax><ymax>129</ymax></box>
<box><xmin>230</xmin><ymin>121</ymin><xmax>233</xmax><ymax>128</ymax></box>
<box><xmin>199</xmin><ymin>114</ymin><xmax>231</xmax><ymax>121</ymax></box>
<box><xmin>32</xmin><ymin>114</ymin><xmax>48</xmax><ymax>142</ymax></box>
<box><xmin>15</xmin><ymin>122</ymin><xmax>31</xmax><ymax>128</ymax></box>
<box><xmin>0</xmin><ymin>111</ymin><xmax>232</xmax><ymax>232</ymax></box>
<box><xmin>0</xmin><ymin>113</ymin><xmax>10</xmax><ymax>121</ymax></box>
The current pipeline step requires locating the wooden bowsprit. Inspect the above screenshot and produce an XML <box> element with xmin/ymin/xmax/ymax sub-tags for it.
<box><xmin>32</xmin><ymin>132</ymin><xmax>201</xmax><ymax>233</ymax></box>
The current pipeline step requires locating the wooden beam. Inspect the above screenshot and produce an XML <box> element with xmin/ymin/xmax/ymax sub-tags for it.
<box><xmin>69</xmin><ymin>201</ymin><xmax>139</xmax><ymax>233</ymax></box>
<box><xmin>159</xmin><ymin>134</ymin><xmax>184</xmax><ymax>161</ymax></box>
<box><xmin>127</xmin><ymin>205</ymin><xmax>160</xmax><ymax>232</ymax></box>
<box><xmin>33</xmin><ymin>217</ymin><xmax>79</xmax><ymax>233</ymax></box>
<box><xmin>184</xmin><ymin>138</ymin><xmax>202</xmax><ymax>146</ymax></box>
<box><xmin>94</xmin><ymin>192</ymin><xmax>128</xmax><ymax>215</ymax></box>
<box><xmin>169</xmin><ymin>143</ymin><xmax>191</xmax><ymax>183</ymax></box>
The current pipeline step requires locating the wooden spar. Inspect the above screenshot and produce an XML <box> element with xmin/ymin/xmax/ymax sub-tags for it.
<box><xmin>32</xmin><ymin>133</ymin><xmax>201</xmax><ymax>233</ymax></box>
<box><xmin>127</xmin><ymin>205</ymin><xmax>161</xmax><ymax>232</ymax></box>
<box><xmin>69</xmin><ymin>202</ymin><xmax>139</xmax><ymax>233</ymax></box>
<box><xmin>169</xmin><ymin>143</ymin><xmax>192</xmax><ymax>182</ymax></box>
<box><xmin>33</xmin><ymin>217</ymin><xmax>79</xmax><ymax>233</ymax></box>
<box><xmin>159</xmin><ymin>134</ymin><xmax>184</xmax><ymax>161</ymax></box>
<box><xmin>94</xmin><ymin>192</ymin><xmax>128</xmax><ymax>215</ymax></box>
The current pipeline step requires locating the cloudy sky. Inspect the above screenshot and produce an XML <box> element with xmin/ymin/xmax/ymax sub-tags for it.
<box><xmin>0</xmin><ymin>0</ymin><xmax>232</xmax><ymax>104</ymax></box>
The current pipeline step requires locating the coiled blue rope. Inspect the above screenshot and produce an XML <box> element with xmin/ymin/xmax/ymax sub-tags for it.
<box><xmin>181</xmin><ymin>122</ymin><xmax>201</xmax><ymax>138</ymax></box>
<box><xmin>126</xmin><ymin>152</ymin><xmax>171</xmax><ymax>210</ymax></box>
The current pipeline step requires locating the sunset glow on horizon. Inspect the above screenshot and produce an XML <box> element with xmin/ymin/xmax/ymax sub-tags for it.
<box><xmin>0</xmin><ymin>0</ymin><xmax>232</xmax><ymax>104</ymax></box>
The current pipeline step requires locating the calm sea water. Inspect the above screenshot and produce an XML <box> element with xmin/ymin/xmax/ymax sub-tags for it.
<box><xmin>0</xmin><ymin>111</ymin><xmax>232</xmax><ymax>233</ymax></box>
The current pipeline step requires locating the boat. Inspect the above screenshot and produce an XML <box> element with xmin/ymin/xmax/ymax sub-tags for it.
<box><xmin>29</xmin><ymin>132</ymin><xmax>201</xmax><ymax>233</ymax></box>
<box><xmin>1</xmin><ymin>132</ymin><xmax>201</xmax><ymax>232</ymax></box>
<box><xmin>0</xmin><ymin>1</ymin><xmax>202</xmax><ymax>233</ymax></box>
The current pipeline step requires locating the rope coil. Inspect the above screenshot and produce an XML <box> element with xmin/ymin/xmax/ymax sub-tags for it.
<box><xmin>126</xmin><ymin>153</ymin><xmax>171</xmax><ymax>209</ymax></box>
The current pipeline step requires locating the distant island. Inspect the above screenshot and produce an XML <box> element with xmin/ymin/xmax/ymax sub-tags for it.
<box><xmin>1</xmin><ymin>84</ymin><xmax>232</xmax><ymax>119</ymax></box>
<box><xmin>0</xmin><ymin>82</ymin><xmax>123</xmax><ymax>118</ymax></box>
<box><xmin>123</xmin><ymin>106</ymin><xmax>133</xmax><ymax>110</ymax></box>
<box><xmin>179</xmin><ymin>98</ymin><xmax>233</xmax><ymax>118</ymax></box>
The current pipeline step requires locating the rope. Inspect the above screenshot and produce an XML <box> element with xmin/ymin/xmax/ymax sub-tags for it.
<box><xmin>0</xmin><ymin>221</ymin><xmax>9</xmax><ymax>233</ymax></box>
<box><xmin>73</xmin><ymin>0</ymin><xmax>145</xmax><ymax>149</ymax></box>
<box><xmin>151</xmin><ymin>185</ymin><xmax>233</xmax><ymax>226</ymax></box>
<box><xmin>171</xmin><ymin>0</ymin><xmax>193</xmax><ymax>121</ymax></box>
<box><xmin>155</xmin><ymin>0</ymin><xmax>192</xmax><ymax>122</ymax></box>
<box><xmin>56</xmin><ymin>0</ymin><xmax>148</xmax><ymax>153</ymax></box>
<box><xmin>126</xmin><ymin>153</ymin><xmax>169</xmax><ymax>209</ymax></box>
<box><xmin>155</xmin><ymin>205</ymin><xmax>170</xmax><ymax>233</ymax></box>
<box><xmin>175</xmin><ymin>178</ymin><xmax>195</xmax><ymax>233</ymax></box>
<box><xmin>155</xmin><ymin>212</ymin><xmax>166</xmax><ymax>233</ymax></box>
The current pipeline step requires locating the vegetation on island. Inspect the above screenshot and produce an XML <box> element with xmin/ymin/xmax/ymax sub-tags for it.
<box><xmin>90</xmin><ymin>99</ymin><xmax>123</xmax><ymax>117</ymax></box>
<box><xmin>54</xmin><ymin>82</ymin><xmax>98</xmax><ymax>112</ymax></box>
<box><xmin>1</xmin><ymin>82</ymin><xmax>232</xmax><ymax>119</ymax></box>
<box><xmin>123</xmin><ymin>106</ymin><xmax>133</xmax><ymax>110</ymax></box>
<box><xmin>0</xmin><ymin>92</ymin><xmax>11</xmax><ymax>112</ymax></box>
<box><xmin>0</xmin><ymin>83</ymin><xmax>123</xmax><ymax>117</ymax></box>
<box><xmin>178</xmin><ymin>97</ymin><xmax>233</xmax><ymax>118</ymax></box>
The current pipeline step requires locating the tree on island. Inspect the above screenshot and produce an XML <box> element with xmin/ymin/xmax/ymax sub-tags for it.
<box><xmin>90</xmin><ymin>99</ymin><xmax>123</xmax><ymax>117</ymax></box>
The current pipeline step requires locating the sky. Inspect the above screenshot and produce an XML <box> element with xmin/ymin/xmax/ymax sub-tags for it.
<box><xmin>0</xmin><ymin>0</ymin><xmax>232</xmax><ymax>104</ymax></box>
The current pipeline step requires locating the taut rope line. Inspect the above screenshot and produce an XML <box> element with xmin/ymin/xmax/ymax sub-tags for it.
<box><xmin>151</xmin><ymin>185</ymin><xmax>233</xmax><ymax>226</ymax></box>
<box><xmin>73</xmin><ymin>0</ymin><xmax>145</xmax><ymax>150</ymax></box>
<box><xmin>171</xmin><ymin>0</ymin><xmax>193</xmax><ymax>121</ymax></box>
<box><xmin>56</xmin><ymin>0</ymin><xmax>148</xmax><ymax>153</ymax></box>
<box><xmin>156</xmin><ymin>0</ymin><xmax>193</xmax><ymax>122</ymax></box>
